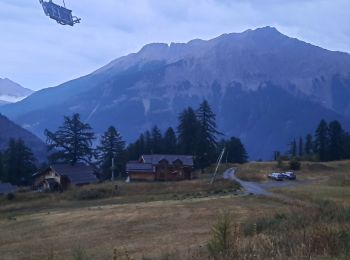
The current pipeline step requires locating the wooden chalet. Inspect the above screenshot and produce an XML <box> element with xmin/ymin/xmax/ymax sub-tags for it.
<box><xmin>33</xmin><ymin>163</ymin><xmax>98</xmax><ymax>191</ymax></box>
<box><xmin>126</xmin><ymin>155</ymin><xmax>194</xmax><ymax>182</ymax></box>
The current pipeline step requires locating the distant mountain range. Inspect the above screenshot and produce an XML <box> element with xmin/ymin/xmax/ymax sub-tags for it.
<box><xmin>1</xmin><ymin>26</ymin><xmax>350</xmax><ymax>159</ymax></box>
<box><xmin>0</xmin><ymin>78</ymin><xmax>33</xmax><ymax>105</ymax></box>
<box><xmin>0</xmin><ymin>114</ymin><xmax>47</xmax><ymax>162</ymax></box>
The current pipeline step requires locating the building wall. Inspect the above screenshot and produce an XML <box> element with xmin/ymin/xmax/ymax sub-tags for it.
<box><xmin>129</xmin><ymin>172</ymin><xmax>156</xmax><ymax>181</ymax></box>
<box><xmin>155</xmin><ymin>166</ymin><xmax>193</xmax><ymax>181</ymax></box>
<box><xmin>34</xmin><ymin>170</ymin><xmax>61</xmax><ymax>187</ymax></box>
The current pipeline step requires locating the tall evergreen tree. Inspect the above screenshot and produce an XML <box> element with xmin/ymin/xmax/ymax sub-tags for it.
<box><xmin>305</xmin><ymin>134</ymin><xmax>313</xmax><ymax>155</ymax></box>
<box><xmin>298</xmin><ymin>137</ymin><xmax>304</xmax><ymax>157</ymax></box>
<box><xmin>45</xmin><ymin>114</ymin><xmax>95</xmax><ymax>165</ymax></box>
<box><xmin>3</xmin><ymin>139</ymin><xmax>37</xmax><ymax>185</ymax></box>
<box><xmin>151</xmin><ymin>126</ymin><xmax>163</xmax><ymax>154</ymax></box>
<box><xmin>328</xmin><ymin>120</ymin><xmax>344</xmax><ymax>161</ymax></box>
<box><xmin>196</xmin><ymin>100</ymin><xmax>222</xmax><ymax>168</ymax></box>
<box><xmin>315</xmin><ymin>119</ymin><xmax>329</xmax><ymax>162</ymax></box>
<box><xmin>290</xmin><ymin>139</ymin><xmax>297</xmax><ymax>157</ymax></box>
<box><xmin>343</xmin><ymin>132</ymin><xmax>350</xmax><ymax>159</ymax></box>
<box><xmin>163</xmin><ymin>127</ymin><xmax>177</xmax><ymax>154</ymax></box>
<box><xmin>97</xmin><ymin>126</ymin><xmax>125</xmax><ymax>180</ymax></box>
<box><xmin>136</xmin><ymin>134</ymin><xmax>146</xmax><ymax>156</ymax></box>
<box><xmin>224</xmin><ymin>137</ymin><xmax>248</xmax><ymax>164</ymax></box>
<box><xmin>177</xmin><ymin>107</ymin><xmax>200</xmax><ymax>155</ymax></box>
<box><xmin>144</xmin><ymin>130</ymin><xmax>152</xmax><ymax>154</ymax></box>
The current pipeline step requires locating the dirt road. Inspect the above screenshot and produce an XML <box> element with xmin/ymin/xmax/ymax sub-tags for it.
<box><xmin>224</xmin><ymin>168</ymin><xmax>303</xmax><ymax>196</ymax></box>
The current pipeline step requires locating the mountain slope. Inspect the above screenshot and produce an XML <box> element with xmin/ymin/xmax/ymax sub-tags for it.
<box><xmin>1</xmin><ymin>26</ymin><xmax>350</xmax><ymax>159</ymax></box>
<box><xmin>0</xmin><ymin>114</ymin><xmax>47</xmax><ymax>162</ymax></box>
<box><xmin>0</xmin><ymin>78</ymin><xmax>34</xmax><ymax>104</ymax></box>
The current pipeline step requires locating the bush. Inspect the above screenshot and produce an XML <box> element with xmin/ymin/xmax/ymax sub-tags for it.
<box><xmin>289</xmin><ymin>158</ymin><xmax>301</xmax><ymax>170</ymax></box>
<box><xmin>72</xmin><ymin>187</ymin><xmax>118</xmax><ymax>200</ymax></box>
<box><xmin>208</xmin><ymin>213</ymin><xmax>232</xmax><ymax>255</ymax></box>
<box><xmin>7</xmin><ymin>193</ymin><xmax>15</xmax><ymax>201</ymax></box>
<box><xmin>207</xmin><ymin>213</ymin><xmax>240</xmax><ymax>258</ymax></box>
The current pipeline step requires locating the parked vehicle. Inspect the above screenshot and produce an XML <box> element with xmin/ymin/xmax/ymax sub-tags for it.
<box><xmin>268</xmin><ymin>172</ymin><xmax>284</xmax><ymax>181</ymax></box>
<box><xmin>282</xmin><ymin>172</ymin><xmax>296</xmax><ymax>180</ymax></box>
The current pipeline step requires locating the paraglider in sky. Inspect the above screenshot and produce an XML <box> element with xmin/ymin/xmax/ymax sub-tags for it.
<box><xmin>39</xmin><ymin>0</ymin><xmax>81</xmax><ymax>26</ymax></box>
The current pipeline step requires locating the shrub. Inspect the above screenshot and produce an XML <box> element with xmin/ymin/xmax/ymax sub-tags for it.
<box><xmin>71</xmin><ymin>246</ymin><xmax>90</xmax><ymax>260</ymax></box>
<box><xmin>72</xmin><ymin>187</ymin><xmax>118</xmax><ymax>200</ymax></box>
<box><xmin>7</xmin><ymin>193</ymin><xmax>15</xmax><ymax>201</ymax></box>
<box><xmin>207</xmin><ymin>213</ymin><xmax>240</xmax><ymax>258</ymax></box>
<box><xmin>289</xmin><ymin>158</ymin><xmax>301</xmax><ymax>170</ymax></box>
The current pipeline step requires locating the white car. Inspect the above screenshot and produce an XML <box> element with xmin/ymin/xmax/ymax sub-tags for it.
<box><xmin>282</xmin><ymin>172</ymin><xmax>296</xmax><ymax>180</ymax></box>
<box><xmin>268</xmin><ymin>172</ymin><xmax>284</xmax><ymax>181</ymax></box>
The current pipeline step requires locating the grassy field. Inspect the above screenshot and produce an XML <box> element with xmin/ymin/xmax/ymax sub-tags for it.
<box><xmin>0</xmin><ymin>161</ymin><xmax>349</xmax><ymax>259</ymax></box>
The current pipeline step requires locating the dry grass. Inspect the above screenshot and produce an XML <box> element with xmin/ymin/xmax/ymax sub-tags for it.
<box><xmin>235</xmin><ymin>162</ymin><xmax>276</xmax><ymax>182</ymax></box>
<box><xmin>0</xmin><ymin>196</ymin><xmax>283</xmax><ymax>259</ymax></box>
<box><xmin>0</xmin><ymin>178</ymin><xmax>240</xmax><ymax>217</ymax></box>
<box><xmin>271</xmin><ymin>161</ymin><xmax>350</xmax><ymax>205</ymax></box>
<box><xmin>1</xmin><ymin>161</ymin><xmax>350</xmax><ymax>259</ymax></box>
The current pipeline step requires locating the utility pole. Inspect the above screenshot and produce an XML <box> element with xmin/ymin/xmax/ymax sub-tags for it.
<box><xmin>211</xmin><ymin>148</ymin><xmax>225</xmax><ymax>184</ymax></box>
<box><xmin>111</xmin><ymin>157</ymin><xmax>115</xmax><ymax>182</ymax></box>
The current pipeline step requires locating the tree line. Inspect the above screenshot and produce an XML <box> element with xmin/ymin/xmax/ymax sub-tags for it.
<box><xmin>283</xmin><ymin>119</ymin><xmax>350</xmax><ymax>162</ymax></box>
<box><xmin>46</xmin><ymin>100</ymin><xmax>248</xmax><ymax>180</ymax></box>
<box><xmin>0</xmin><ymin>139</ymin><xmax>37</xmax><ymax>186</ymax></box>
<box><xmin>0</xmin><ymin>100</ymin><xmax>248</xmax><ymax>184</ymax></box>
<box><xmin>126</xmin><ymin>101</ymin><xmax>248</xmax><ymax>170</ymax></box>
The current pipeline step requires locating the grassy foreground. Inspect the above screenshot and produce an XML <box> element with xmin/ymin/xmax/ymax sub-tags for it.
<box><xmin>0</xmin><ymin>161</ymin><xmax>349</xmax><ymax>259</ymax></box>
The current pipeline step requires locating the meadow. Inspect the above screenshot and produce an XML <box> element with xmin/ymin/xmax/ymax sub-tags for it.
<box><xmin>0</xmin><ymin>161</ymin><xmax>349</xmax><ymax>259</ymax></box>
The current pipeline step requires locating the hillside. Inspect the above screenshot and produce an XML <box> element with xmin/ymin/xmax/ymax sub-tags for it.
<box><xmin>0</xmin><ymin>78</ymin><xmax>33</xmax><ymax>104</ymax></box>
<box><xmin>1</xmin><ymin>27</ymin><xmax>350</xmax><ymax>159</ymax></box>
<box><xmin>0</xmin><ymin>114</ymin><xmax>47</xmax><ymax>162</ymax></box>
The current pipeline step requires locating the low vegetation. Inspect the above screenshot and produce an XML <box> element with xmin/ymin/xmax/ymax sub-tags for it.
<box><xmin>153</xmin><ymin>201</ymin><xmax>350</xmax><ymax>260</ymax></box>
<box><xmin>0</xmin><ymin>161</ymin><xmax>349</xmax><ymax>259</ymax></box>
<box><xmin>0</xmin><ymin>177</ymin><xmax>241</xmax><ymax>216</ymax></box>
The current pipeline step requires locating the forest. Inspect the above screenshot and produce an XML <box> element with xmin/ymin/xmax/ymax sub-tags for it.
<box><xmin>0</xmin><ymin>100</ymin><xmax>248</xmax><ymax>185</ymax></box>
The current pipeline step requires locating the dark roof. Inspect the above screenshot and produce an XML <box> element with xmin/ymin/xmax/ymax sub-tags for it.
<box><xmin>141</xmin><ymin>155</ymin><xmax>194</xmax><ymax>166</ymax></box>
<box><xmin>126</xmin><ymin>163</ymin><xmax>154</xmax><ymax>173</ymax></box>
<box><xmin>51</xmin><ymin>163</ymin><xmax>97</xmax><ymax>185</ymax></box>
<box><xmin>0</xmin><ymin>183</ymin><xmax>17</xmax><ymax>194</ymax></box>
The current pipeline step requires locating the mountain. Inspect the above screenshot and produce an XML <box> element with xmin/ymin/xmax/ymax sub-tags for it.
<box><xmin>1</xmin><ymin>26</ymin><xmax>350</xmax><ymax>159</ymax></box>
<box><xmin>0</xmin><ymin>114</ymin><xmax>47</xmax><ymax>162</ymax></box>
<box><xmin>0</xmin><ymin>78</ymin><xmax>34</xmax><ymax>105</ymax></box>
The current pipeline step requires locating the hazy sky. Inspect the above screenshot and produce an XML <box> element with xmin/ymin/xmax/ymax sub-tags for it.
<box><xmin>0</xmin><ymin>0</ymin><xmax>349</xmax><ymax>90</ymax></box>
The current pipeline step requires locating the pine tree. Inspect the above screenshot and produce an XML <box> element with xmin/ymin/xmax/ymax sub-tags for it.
<box><xmin>151</xmin><ymin>126</ymin><xmax>163</xmax><ymax>154</ymax></box>
<box><xmin>328</xmin><ymin>120</ymin><xmax>344</xmax><ymax>161</ymax></box>
<box><xmin>3</xmin><ymin>139</ymin><xmax>37</xmax><ymax>185</ymax></box>
<box><xmin>136</xmin><ymin>134</ymin><xmax>146</xmax><ymax>156</ymax></box>
<box><xmin>343</xmin><ymin>132</ymin><xmax>350</xmax><ymax>159</ymax></box>
<box><xmin>45</xmin><ymin>114</ymin><xmax>95</xmax><ymax>165</ymax></box>
<box><xmin>305</xmin><ymin>134</ymin><xmax>313</xmax><ymax>155</ymax></box>
<box><xmin>298</xmin><ymin>137</ymin><xmax>304</xmax><ymax>157</ymax></box>
<box><xmin>290</xmin><ymin>139</ymin><xmax>297</xmax><ymax>157</ymax></box>
<box><xmin>196</xmin><ymin>100</ymin><xmax>222</xmax><ymax>168</ymax></box>
<box><xmin>97</xmin><ymin>126</ymin><xmax>125</xmax><ymax>180</ymax></box>
<box><xmin>144</xmin><ymin>130</ymin><xmax>152</xmax><ymax>154</ymax></box>
<box><xmin>177</xmin><ymin>107</ymin><xmax>200</xmax><ymax>155</ymax></box>
<box><xmin>315</xmin><ymin>119</ymin><xmax>329</xmax><ymax>162</ymax></box>
<box><xmin>163</xmin><ymin>127</ymin><xmax>177</xmax><ymax>154</ymax></box>
<box><xmin>224</xmin><ymin>137</ymin><xmax>248</xmax><ymax>164</ymax></box>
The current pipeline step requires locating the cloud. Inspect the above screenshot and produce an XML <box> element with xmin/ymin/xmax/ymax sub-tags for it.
<box><xmin>0</xmin><ymin>0</ymin><xmax>349</xmax><ymax>90</ymax></box>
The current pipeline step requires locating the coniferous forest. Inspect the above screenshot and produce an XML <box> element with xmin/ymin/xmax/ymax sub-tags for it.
<box><xmin>0</xmin><ymin>100</ymin><xmax>248</xmax><ymax>184</ymax></box>
<box><xmin>285</xmin><ymin>119</ymin><xmax>350</xmax><ymax>162</ymax></box>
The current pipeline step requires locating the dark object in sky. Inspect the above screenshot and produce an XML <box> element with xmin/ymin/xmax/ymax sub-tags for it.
<box><xmin>39</xmin><ymin>0</ymin><xmax>81</xmax><ymax>26</ymax></box>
